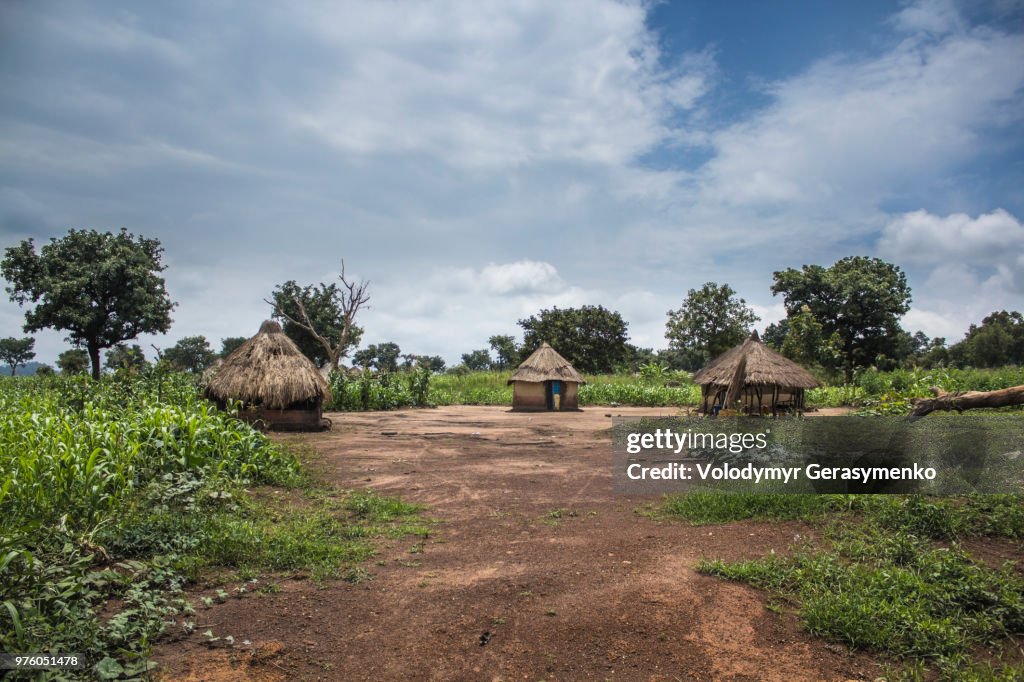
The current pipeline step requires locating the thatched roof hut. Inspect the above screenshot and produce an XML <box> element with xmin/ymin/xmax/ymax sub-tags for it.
<box><xmin>201</xmin><ymin>357</ymin><xmax>223</xmax><ymax>384</ymax></box>
<box><xmin>693</xmin><ymin>331</ymin><xmax>819</xmax><ymax>415</ymax></box>
<box><xmin>205</xmin><ymin>320</ymin><xmax>331</xmax><ymax>430</ymax></box>
<box><xmin>508</xmin><ymin>343</ymin><xmax>584</xmax><ymax>411</ymax></box>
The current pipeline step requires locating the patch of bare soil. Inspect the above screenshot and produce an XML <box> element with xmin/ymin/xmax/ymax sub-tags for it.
<box><xmin>154</xmin><ymin>406</ymin><xmax>881</xmax><ymax>681</ymax></box>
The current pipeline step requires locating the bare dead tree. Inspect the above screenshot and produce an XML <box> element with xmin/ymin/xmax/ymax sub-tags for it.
<box><xmin>264</xmin><ymin>260</ymin><xmax>370</xmax><ymax>373</ymax></box>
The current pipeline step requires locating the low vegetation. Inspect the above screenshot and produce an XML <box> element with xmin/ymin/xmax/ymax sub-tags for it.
<box><xmin>324</xmin><ymin>365</ymin><xmax>1024</xmax><ymax>413</ymax></box>
<box><xmin>0</xmin><ymin>372</ymin><xmax>424</xmax><ymax>680</ymax></box>
<box><xmin>854</xmin><ymin>366</ymin><xmax>1024</xmax><ymax>415</ymax></box>
<box><xmin>327</xmin><ymin>367</ymin><xmax>703</xmax><ymax>410</ymax></box>
<box><xmin>662</xmin><ymin>494</ymin><xmax>1024</xmax><ymax>680</ymax></box>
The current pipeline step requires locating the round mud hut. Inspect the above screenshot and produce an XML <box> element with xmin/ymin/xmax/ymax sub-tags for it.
<box><xmin>508</xmin><ymin>342</ymin><xmax>584</xmax><ymax>411</ymax></box>
<box><xmin>693</xmin><ymin>331</ymin><xmax>819</xmax><ymax>416</ymax></box>
<box><xmin>204</xmin><ymin>320</ymin><xmax>331</xmax><ymax>431</ymax></box>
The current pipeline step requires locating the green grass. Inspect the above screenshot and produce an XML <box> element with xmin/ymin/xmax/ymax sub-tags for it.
<box><xmin>700</xmin><ymin>543</ymin><xmax>1023</xmax><ymax>661</ymax></box>
<box><xmin>660</xmin><ymin>492</ymin><xmax>855</xmax><ymax>524</ymax></box>
<box><xmin>661</xmin><ymin>493</ymin><xmax>1024</xmax><ymax>538</ymax></box>
<box><xmin>661</xmin><ymin>492</ymin><xmax>1024</xmax><ymax>679</ymax></box>
<box><xmin>0</xmin><ymin>372</ymin><xmax>426</xmax><ymax>680</ymax></box>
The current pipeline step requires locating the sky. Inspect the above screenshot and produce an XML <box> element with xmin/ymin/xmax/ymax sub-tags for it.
<box><xmin>1</xmin><ymin>0</ymin><xmax>1023</xmax><ymax>366</ymax></box>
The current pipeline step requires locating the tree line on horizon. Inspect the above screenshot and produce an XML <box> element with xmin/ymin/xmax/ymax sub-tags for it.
<box><xmin>1</xmin><ymin>228</ymin><xmax>1022</xmax><ymax>382</ymax></box>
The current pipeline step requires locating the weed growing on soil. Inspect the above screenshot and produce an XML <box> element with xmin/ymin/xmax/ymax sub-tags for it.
<box><xmin>678</xmin><ymin>493</ymin><xmax>1024</xmax><ymax>679</ymax></box>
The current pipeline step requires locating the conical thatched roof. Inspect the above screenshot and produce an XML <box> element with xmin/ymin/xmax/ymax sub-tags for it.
<box><xmin>692</xmin><ymin>331</ymin><xmax>820</xmax><ymax>392</ymax></box>
<box><xmin>507</xmin><ymin>342</ymin><xmax>585</xmax><ymax>385</ymax></box>
<box><xmin>204</xmin><ymin>320</ymin><xmax>330</xmax><ymax>409</ymax></box>
<box><xmin>201</xmin><ymin>357</ymin><xmax>223</xmax><ymax>383</ymax></box>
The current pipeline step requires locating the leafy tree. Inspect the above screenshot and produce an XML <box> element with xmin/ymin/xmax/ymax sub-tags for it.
<box><xmin>353</xmin><ymin>342</ymin><xmax>402</xmax><ymax>372</ymax></box>
<box><xmin>57</xmin><ymin>349</ymin><xmax>90</xmax><ymax>374</ymax></box>
<box><xmin>771</xmin><ymin>257</ymin><xmax>911</xmax><ymax>381</ymax></box>
<box><xmin>518</xmin><ymin>305</ymin><xmax>629</xmax><ymax>374</ymax></box>
<box><xmin>0</xmin><ymin>336</ymin><xmax>35</xmax><ymax>375</ymax></box>
<box><xmin>219</xmin><ymin>336</ymin><xmax>248</xmax><ymax>358</ymax></box>
<box><xmin>461</xmin><ymin>349</ymin><xmax>492</xmax><ymax>371</ymax></box>
<box><xmin>881</xmin><ymin>328</ymin><xmax>917</xmax><ymax>370</ymax></box>
<box><xmin>266</xmin><ymin>261</ymin><xmax>369</xmax><ymax>371</ymax></box>
<box><xmin>353</xmin><ymin>347</ymin><xmax>373</xmax><ymax>368</ymax></box>
<box><xmin>948</xmin><ymin>311</ymin><xmax>1024</xmax><ymax>368</ymax></box>
<box><xmin>780</xmin><ymin>305</ymin><xmax>841</xmax><ymax>371</ymax></box>
<box><xmin>35</xmin><ymin>363</ymin><xmax>54</xmax><ymax>376</ymax></box>
<box><xmin>762</xmin><ymin>319</ymin><xmax>789</xmax><ymax>350</ymax></box>
<box><xmin>104</xmin><ymin>343</ymin><xmax>147</xmax><ymax>372</ymax></box>
<box><xmin>624</xmin><ymin>344</ymin><xmax>657</xmax><ymax>373</ymax></box>
<box><xmin>163</xmin><ymin>335</ymin><xmax>217</xmax><ymax>373</ymax></box>
<box><xmin>488</xmin><ymin>335</ymin><xmax>519</xmax><ymax>370</ymax></box>
<box><xmin>422</xmin><ymin>355</ymin><xmax>446</xmax><ymax>373</ymax></box>
<box><xmin>911</xmin><ymin>331</ymin><xmax>931</xmax><ymax>356</ymax></box>
<box><xmin>665</xmin><ymin>283</ymin><xmax>759</xmax><ymax>370</ymax></box>
<box><xmin>1</xmin><ymin>228</ymin><xmax>175</xmax><ymax>380</ymax></box>
<box><xmin>373</xmin><ymin>342</ymin><xmax>401</xmax><ymax>373</ymax></box>
<box><xmin>652</xmin><ymin>347</ymin><xmax>692</xmax><ymax>371</ymax></box>
<box><xmin>401</xmin><ymin>354</ymin><xmax>446</xmax><ymax>373</ymax></box>
<box><xmin>918</xmin><ymin>337</ymin><xmax>949</xmax><ymax>368</ymax></box>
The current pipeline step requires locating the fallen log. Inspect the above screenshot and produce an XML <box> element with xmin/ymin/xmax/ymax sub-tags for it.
<box><xmin>909</xmin><ymin>384</ymin><xmax>1024</xmax><ymax>418</ymax></box>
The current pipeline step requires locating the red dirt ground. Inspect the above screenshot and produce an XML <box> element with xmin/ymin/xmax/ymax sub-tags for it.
<box><xmin>153</xmin><ymin>406</ymin><xmax>881</xmax><ymax>681</ymax></box>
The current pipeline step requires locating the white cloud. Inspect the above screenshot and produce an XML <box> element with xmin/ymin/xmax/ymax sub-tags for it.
<box><xmin>749</xmin><ymin>302</ymin><xmax>787</xmax><ymax>331</ymax></box>
<box><xmin>697</xmin><ymin>10</ymin><xmax>1024</xmax><ymax>210</ymax></box>
<box><xmin>890</xmin><ymin>0</ymin><xmax>965</xmax><ymax>36</ymax></box>
<box><xmin>477</xmin><ymin>260</ymin><xmax>561</xmax><ymax>295</ymax></box>
<box><xmin>878</xmin><ymin>208</ymin><xmax>1024</xmax><ymax>267</ymax></box>
<box><xmin>278</xmin><ymin>0</ymin><xmax>714</xmax><ymax>170</ymax></box>
<box><xmin>357</xmin><ymin>259</ymin><xmax>670</xmax><ymax>361</ymax></box>
<box><xmin>900</xmin><ymin>307</ymin><xmax>964</xmax><ymax>341</ymax></box>
<box><xmin>877</xmin><ymin>208</ymin><xmax>1024</xmax><ymax>339</ymax></box>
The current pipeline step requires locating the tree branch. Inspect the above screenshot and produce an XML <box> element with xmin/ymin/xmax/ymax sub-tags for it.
<box><xmin>909</xmin><ymin>384</ymin><xmax>1024</xmax><ymax>419</ymax></box>
<box><xmin>264</xmin><ymin>260</ymin><xmax>371</xmax><ymax>371</ymax></box>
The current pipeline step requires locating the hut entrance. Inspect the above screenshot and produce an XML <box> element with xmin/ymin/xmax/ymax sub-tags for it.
<box><xmin>544</xmin><ymin>380</ymin><xmax>564</xmax><ymax>411</ymax></box>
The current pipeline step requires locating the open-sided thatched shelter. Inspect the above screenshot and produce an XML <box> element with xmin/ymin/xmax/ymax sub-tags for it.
<box><xmin>693</xmin><ymin>331</ymin><xmax>819</xmax><ymax>416</ymax></box>
<box><xmin>204</xmin><ymin>320</ymin><xmax>331</xmax><ymax>431</ymax></box>
<box><xmin>508</xmin><ymin>342</ymin><xmax>584</xmax><ymax>411</ymax></box>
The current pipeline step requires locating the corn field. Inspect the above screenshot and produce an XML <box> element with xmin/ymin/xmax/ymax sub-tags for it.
<box><xmin>0</xmin><ymin>371</ymin><xmax>301</xmax><ymax>678</ymax></box>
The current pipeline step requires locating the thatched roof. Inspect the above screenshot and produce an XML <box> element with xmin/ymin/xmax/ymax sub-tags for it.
<box><xmin>507</xmin><ymin>343</ymin><xmax>585</xmax><ymax>385</ymax></box>
<box><xmin>201</xmin><ymin>357</ymin><xmax>223</xmax><ymax>383</ymax></box>
<box><xmin>204</xmin><ymin>320</ymin><xmax>330</xmax><ymax>409</ymax></box>
<box><xmin>692</xmin><ymin>331</ymin><xmax>820</xmax><ymax>395</ymax></box>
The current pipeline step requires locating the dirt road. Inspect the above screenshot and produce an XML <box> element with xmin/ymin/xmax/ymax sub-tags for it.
<box><xmin>155</xmin><ymin>406</ymin><xmax>878</xmax><ymax>681</ymax></box>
